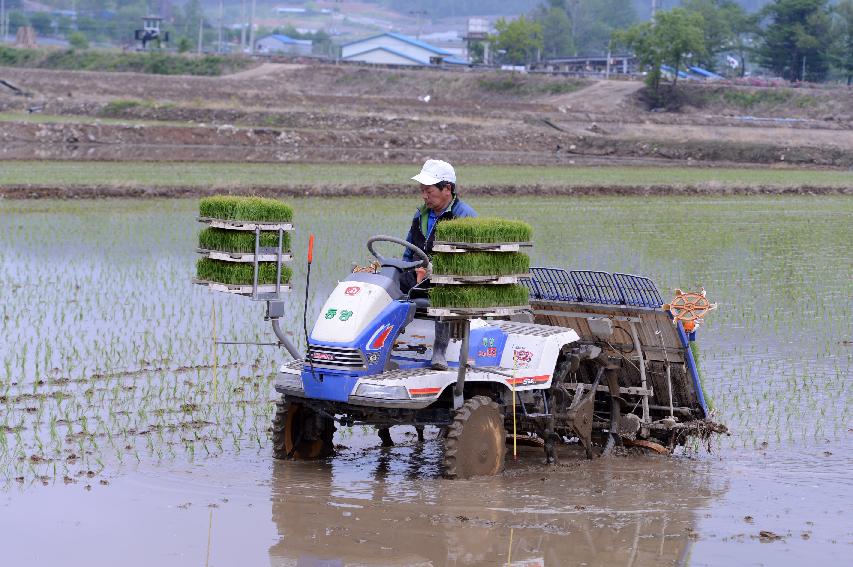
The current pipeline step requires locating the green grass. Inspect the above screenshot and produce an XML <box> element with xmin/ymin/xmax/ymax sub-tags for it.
<box><xmin>0</xmin><ymin>112</ymin><xmax>189</xmax><ymax>128</ymax></box>
<box><xmin>199</xmin><ymin>196</ymin><xmax>293</xmax><ymax>222</ymax></box>
<box><xmin>428</xmin><ymin>284</ymin><xmax>529</xmax><ymax>308</ymax></box>
<box><xmin>3</xmin><ymin>162</ymin><xmax>851</xmax><ymax>189</ymax></box>
<box><xmin>0</xmin><ymin>46</ymin><xmax>253</xmax><ymax>76</ymax></box>
<box><xmin>435</xmin><ymin>217</ymin><xmax>533</xmax><ymax>243</ymax></box>
<box><xmin>196</xmin><ymin>258</ymin><xmax>292</xmax><ymax>285</ymax></box>
<box><xmin>710</xmin><ymin>89</ymin><xmax>817</xmax><ymax>110</ymax></box>
<box><xmin>198</xmin><ymin>228</ymin><xmax>291</xmax><ymax>253</ymax></box>
<box><xmin>476</xmin><ymin>76</ymin><xmax>584</xmax><ymax>96</ymax></box>
<box><xmin>432</xmin><ymin>252</ymin><xmax>529</xmax><ymax>276</ymax></box>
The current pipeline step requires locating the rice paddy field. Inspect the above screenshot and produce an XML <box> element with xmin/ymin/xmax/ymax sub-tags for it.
<box><xmin>0</xmin><ymin>194</ymin><xmax>850</xmax><ymax>566</ymax></box>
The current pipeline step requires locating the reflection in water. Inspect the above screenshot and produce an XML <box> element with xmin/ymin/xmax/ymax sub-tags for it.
<box><xmin>268</xmin><ymin>439</ymin><xmax>726</xmax><ymax>566</ymax></box>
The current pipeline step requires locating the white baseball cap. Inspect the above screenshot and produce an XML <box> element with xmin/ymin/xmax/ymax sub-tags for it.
<box><xmin>411</xmin><ymin>159</ymin><xmax>456</xmax><ymax>186</ymax></box>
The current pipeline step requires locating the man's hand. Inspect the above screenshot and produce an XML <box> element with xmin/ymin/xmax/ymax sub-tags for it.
<box><xmin>415</xmin><ymin>267</ymin><xmax>427</xmax><ymax>283</ymax></box>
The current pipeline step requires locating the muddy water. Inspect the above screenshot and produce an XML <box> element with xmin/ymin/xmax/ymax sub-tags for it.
<box><xmin>1</xmin><ymin>196</ymin><xmax>851</xmax><ymax>565</ymax></box>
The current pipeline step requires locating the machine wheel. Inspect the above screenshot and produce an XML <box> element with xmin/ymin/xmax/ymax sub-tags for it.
<box><xmin>272</xmin><ymin>399</ymin><xmax>335</xmax><ymax>460</ymax></box>
<box><xmin>599</xmin><ymin>393</ymin><xmax>621</xmax><ymax>456</ymax></box>
<box><xmin>443</xmin><ymin>396</ymin><xmax>506</xmax><ymax>479</ymax></box>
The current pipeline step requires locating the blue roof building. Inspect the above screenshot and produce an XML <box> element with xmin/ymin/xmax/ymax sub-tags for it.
<box><xmin>341</xmin><ymin>32</ymin><xmax>466</xmax><ymax>66</ymax></box>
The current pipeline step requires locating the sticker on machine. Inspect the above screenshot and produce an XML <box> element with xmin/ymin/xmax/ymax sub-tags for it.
<box><xmin>500</xmin><ymin>335</ymin><xmax>542</xmax><ymax>371</ymax></box>
<box><xmin>366</xmin><ymin>324</ymin><xmax>395</xmax><ymax>351</ymax></box>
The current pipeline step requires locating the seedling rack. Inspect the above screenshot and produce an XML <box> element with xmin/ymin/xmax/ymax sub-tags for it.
<box><xmin>428</xmin><ymin>222</ymin><xmax>533</xmax><ymax>409</ymax></box>
<box><xmin>193</xmin><ymin>218</ymin><xmax>293</xmax><ymax>301</ymax></box>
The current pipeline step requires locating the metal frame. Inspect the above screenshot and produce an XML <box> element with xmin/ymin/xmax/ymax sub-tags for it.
<box><xmin>194</xmin><ymin>219</ymin><xmax>293</xmax><ymax>302</ymax></box>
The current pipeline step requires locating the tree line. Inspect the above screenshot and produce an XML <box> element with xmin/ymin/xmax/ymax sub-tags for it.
<box><xmin>488</xmin><ymin>0</ymin><xmax>853</xmax><ymax>85</ymax></box>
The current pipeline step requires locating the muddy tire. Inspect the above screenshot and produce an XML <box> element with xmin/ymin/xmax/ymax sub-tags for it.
<box><xmin>272</xmin><ymin>399</ymin><xmax>335</xmax><ymax>460</ymax></box>
<box><xmin>443</xmin><ymin>396</ymin><xmax>506</xmax><ymax>479</ymax></box>
<box><xmin>600</xmin><ymin>393</ymin><xmax>621</xmax><ymax>456</ymax></box>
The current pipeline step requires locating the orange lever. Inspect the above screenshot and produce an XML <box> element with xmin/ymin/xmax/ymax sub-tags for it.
<box><xmin>308</xmin><ymin>234</ymin><xmax>315</xmax><ymax>264</ymax></box>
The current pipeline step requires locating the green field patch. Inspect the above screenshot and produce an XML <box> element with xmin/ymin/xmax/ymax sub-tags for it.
<box><xmin>3</xmin><ymin>162</ymin><xmax>852</xmax><ymax>189</ymax></box>
<box><xmin>429</xmin><ymin>284</ymin><xmax>529</xmax><ymax>308</ymax></box>
<box><xmin>196</xmin><ymin>258</ymin><xmax>292</xmax><ymax>285</ymax></box>
<box><xmin>435</xmin><ymin>217</ymin><xmax>533</xmax><ymax>243</ymax></box>
<box><xmin>432</xmin><ymin>251</ymin><xmax>529</xmax><ymax>276</ymax></box>
<box><xmin>198</xmin><ymin>228</ymin><xmax>291</xmax><ymax>253</ymax></box>
<box><xmin>199</xmin><ymin>196</ymin><xmax>294</xmax><ymax>222</ymax></box>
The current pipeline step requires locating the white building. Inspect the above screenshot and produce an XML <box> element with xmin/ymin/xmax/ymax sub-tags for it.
<box><xmin>341</xmin><ymin>32</ymin><xmax>466</xmax><ymax>66</ymax></box>
<box><xmin>255</xmin><ymin>34</ymin><xmax>313</xmax><ymax>56</ymax></box>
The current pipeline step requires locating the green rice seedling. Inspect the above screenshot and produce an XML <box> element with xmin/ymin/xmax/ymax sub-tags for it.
<box><xmin>196</xmin><ymin>258</ymin><xmax>293</xmax><ymax>285</ymax></box>
<box><xmin>199</xmin><ymin>196</ymin><xmax>293</xmax><ymax>222</ymax></box>
<box><xmin>435</xmin><ymin>217</ymin><xmax>532</xmax><ymax>243</ymax></box>
<box><xmin>198</xmin><ymin>228</ymin><xmax>291</xmax><ymax>253</ymax></box>
<box><xmin>432</xmin><ymin>251</ymin><xmax>529</xmax><ymax>276</ymax></box>
<box><xmin>429</xmin><ymin>284</ymin><xmax>529</xmax><ymax>308</ymax></box>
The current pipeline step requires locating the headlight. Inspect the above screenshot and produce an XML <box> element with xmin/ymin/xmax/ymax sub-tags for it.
<box><xmin>278</xmin><ymin>372</ymin><xmax>303</xmax><ymax>391</ymax></box>
<box><xmin>355</xmin><ymin>383</ymin><xmax>410</xmax><ymax>400</ymax></box>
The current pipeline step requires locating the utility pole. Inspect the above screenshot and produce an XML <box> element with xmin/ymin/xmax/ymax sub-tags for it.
<box><xmin>197</xmin><ymin>15</ymin><xmax>203</xmax><ymax>54</ymax></box>
<box><xmin>409</xmin><ymin>10</ymin><xmax>426</xmax><ymax>39</ymax></box>
<box><xmin>240</xmin><ymin>0</ymin><xmax>246</xmax><ymax>50</ymax></box>
<box><xmin>651</xmin><ymin>0</ymin><xmax>658</xmax><ymax>19</ymax></box>
<box><xmin>249</xmin><ymin>0</ymin><xmax>256</xmax><ymax>54</ymax></box>
<box><xmin>1</xmin><ymin>0</ymin><xmax>6</xmax><ymax>43</ymax></box>
<box><xmin>217</xmin><ymin>0</ymin><xmax>223</xmax><ymax>53</ymax></box>
<box><xmin>801</xmin><ymin>56</ymin><xmax>806</xmax><ymax>82</ymax></box>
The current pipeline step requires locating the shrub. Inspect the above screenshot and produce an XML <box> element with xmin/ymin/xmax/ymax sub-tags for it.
<box><xmin>68</xmin><ymin>32</ymin><xmax>89</xmax><ymax>50</ymax></box>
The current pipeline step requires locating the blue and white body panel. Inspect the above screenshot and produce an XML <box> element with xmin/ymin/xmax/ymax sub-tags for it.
<box><xmin>277</xmin><ymin>314</ymin><xmax>580</xmax><ymax>408</ymax></box>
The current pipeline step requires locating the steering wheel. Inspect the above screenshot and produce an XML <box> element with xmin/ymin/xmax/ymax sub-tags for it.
<box><xmin>366</xmin><ymin>235</ymin><xmax>430</xmax><ymax>271</ymax></box>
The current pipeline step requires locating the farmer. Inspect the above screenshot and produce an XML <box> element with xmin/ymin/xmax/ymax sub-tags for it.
<box><xmin>378</xmin><ymin>159</ymin><xmax>478</xmax><ymax>447</ymax></box>
<box><xmin>403</xmin><ymin>159</ymin><xmax>477</xmax><ymax>369</ymax></box>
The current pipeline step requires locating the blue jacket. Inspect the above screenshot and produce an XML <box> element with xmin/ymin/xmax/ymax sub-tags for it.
<box><xmin>401</xmin><ymin>196</ymin><xmax>477</xmax><ymax>291</ymax></box>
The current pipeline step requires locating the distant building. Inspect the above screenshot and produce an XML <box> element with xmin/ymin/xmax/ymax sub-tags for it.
<box><xmin>341</xmin><ymin>32</ymin><xmax>467</xmax><ymax>66</ymax></box>
<box><xmin>538</xmin><ymin>55</ymin><xmax>638</xmax><ymax>75</ymax></box>
<box><xmin>255</xmin><ymin>34</ymin><xmax>313</xmax><ymax>56</ymax></box>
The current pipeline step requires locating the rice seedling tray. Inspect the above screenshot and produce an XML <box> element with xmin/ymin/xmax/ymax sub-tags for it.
<box><xmin>197</xmin><ymin>217</ymin><xmax>294</xmax><ymax>232</ymax></box>
<box><xmin>432</xmin><ymin>241</ymin><xmax>533</xmax><ymax>253</ymax></box>
<box><xmin>431</xmin><ymin>274</ymin><xmax>526</xmax><ymax>285</ymax></box>
<box><xmin>426</xmin><ymin>306</ymin><xmax>530</xmax><ymax>318</ymax></box>
<box><xmin>192</xmin><ymin>278</ymin><xmax>292</xmax><ymax>296</ymax></box>
<box><xmin>196</xmin><ymin>248</ymin><xmax>294</xmax><ymax>263</ymax></box>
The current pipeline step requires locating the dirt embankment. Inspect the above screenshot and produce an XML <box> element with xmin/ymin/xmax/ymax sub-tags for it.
<box><xmin>2</xmin><ymin>119</ymin><xmax>850</xmax><ymax>168</ymax></box>
<box><xmin>4</xmin><ymin>183</ymin><xmax>850</xmax><ymax>200</ymax></box>
<box><xmin>1</xmin><ymin>62</ymin><xmax>851</xmax><ymax>169</ymax></box>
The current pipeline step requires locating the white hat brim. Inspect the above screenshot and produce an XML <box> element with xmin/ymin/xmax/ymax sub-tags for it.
<box><xmin>412</xmin><ymin>172</ymin><xmax>441</xmax><ymax>186</ymax></box>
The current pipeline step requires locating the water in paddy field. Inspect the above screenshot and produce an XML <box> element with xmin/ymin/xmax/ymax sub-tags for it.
<box><xmin>0</xmin><ymin>196</ymin><xmax>850</xmax><ymax>566</ymax></box>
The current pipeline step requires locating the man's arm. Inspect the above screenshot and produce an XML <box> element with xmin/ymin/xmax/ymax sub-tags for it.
<box><xmin>402</xmin><ymin>214</ymin><xmax>416</xmax><ymax>262</ymax></box>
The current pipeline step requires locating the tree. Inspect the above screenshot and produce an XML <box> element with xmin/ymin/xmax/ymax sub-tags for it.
<box><xmin>469</xmin><ymin>41</ymin><xmax>485</xmax><ymax>64</ymax></box>
<box><xmin>68</xmin><ymin>31</ymin><xmax>89</xmax><ymax>50</ymax></box>
<box><xmin>492</xmin><ymin>16</ymin><xmax>543</xmax><ymax>65</ymax></box>
<box><xmin>534</xmin><ymin>5</ymin><xmax>575</xmax><ymax>58</ymax></box>
<box><xmin>758</xmin><ymin>0</ymin><xmax>834</xmax><ymax>82</ymax></box>
<box><xmin>830</xmin><ymin>0</ymin><xmax>853</xmax><ymax>84</ymax></box>
<box><xmin>614</xmin><ymin>8</ymin><xmax>705</xmax><ymax>92</ymax></box>
<box><xmin>570</xmin><ymin>0</ymin><xmax>637</xmax><ymax>55</ymax></box>
<box><xmin>7</xmin><ymin>11</ymin><xmax>28</xmax><ymax>35</ymax></box>
<box><xmin>28</xmin><ymin>12</ymin><xmax>53</xmax><ymax>36</ymax></box>
<box><xmin>681</xmin><ymin>0</ymin><xmax>751</xmax><ymax>71</ymax></box>
<box><xmin>177</xmin><ymin>36</ymin><xmax>192</xmax><ymax>53</ymax></box>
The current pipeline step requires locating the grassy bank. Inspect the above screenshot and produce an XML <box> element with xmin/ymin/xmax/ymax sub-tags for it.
<box><xmin>0</xmin><ymin>47</ymin><xmax>253</xmax><ymax>76</ymax></box>
<box><xmin>0</xmin><ymin>161</ymin><xmax>850</xmax><ymax>189</ymax></box>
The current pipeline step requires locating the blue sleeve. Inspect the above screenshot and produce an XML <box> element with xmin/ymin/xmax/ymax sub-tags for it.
<box><xmin>454</xmin><ymin>199</ymin><xmax>478</xmax><ymax>218</ymax></box>
<box><xmin>402</xmin><ymin>211</ymin><xmax>417</xmax><ymax>262</ymax></box>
